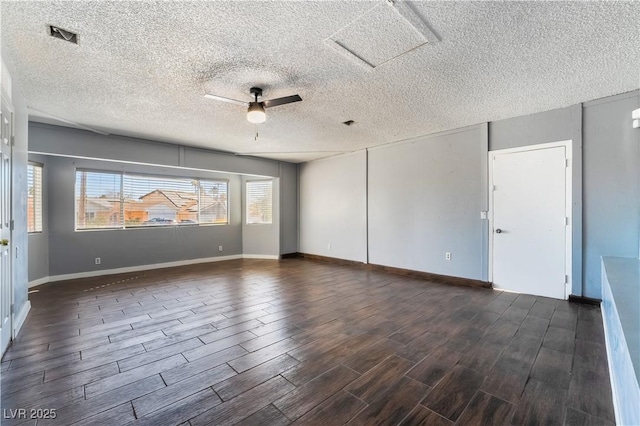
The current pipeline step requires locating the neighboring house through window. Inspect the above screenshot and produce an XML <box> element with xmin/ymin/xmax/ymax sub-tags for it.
<box><xmin>75</xmin><ymin>169</ymin><xmax>228</xmax><ymax>230</ymax></box>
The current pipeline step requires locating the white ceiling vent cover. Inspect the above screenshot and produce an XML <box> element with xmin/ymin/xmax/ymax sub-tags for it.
<box><xmin>325</xmin><ymin>0</ymin><xmax>439</xmax><ymax>70</ymax></box>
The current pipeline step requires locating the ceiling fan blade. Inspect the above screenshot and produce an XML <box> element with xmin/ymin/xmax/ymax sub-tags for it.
<box><xmin>263</xmin><ymin>94</ymin><xmax>302</xmax><ymax>108</ymax></box>
<box><xmin>203</xmin><ymin>94</ymin><xmax>247</xmax><ymax>106</ymax></box>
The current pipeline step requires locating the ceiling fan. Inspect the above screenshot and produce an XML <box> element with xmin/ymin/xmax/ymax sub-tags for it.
<box><xmin>204</xmin><ymin>87</ymin><xmax>302</xmax><ymax>124</ymax></box>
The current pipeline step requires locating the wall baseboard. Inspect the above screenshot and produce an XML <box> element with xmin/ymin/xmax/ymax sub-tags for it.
<box><xmin>298</xmin><ymin>252</ymin><xmax>491</xmax><ymax>289</ymax></box>
<box><xmin>13</xmin><ymin>300</ymin><xmax>31</xmax><ymax>338</ymax></box>
<box><xmin>29</xmin><ymin>252</ymin><xmax>491</xmax><ymax>291</ymax></box>
<box><xmin>34</xmin><ymin>255</ymin><xmax>245</xmax><ymax>287</ymax></box>
<box><xmin>29</xmin><ymin>254</ymin><xmax>286</xmax><ymax>287</ymax></box>
<box><xmin>28</xmin><ymin>276</ymin><xmax>50</xmax><ymax>288</ymax></box>
<box><xmin>280</xmin><ymin>252</ymin><xmax>301</xmax><ymax>259</ymax></box>
<box><xmin>242</xmin><ymin>254</ymin><xmax>280</xmax><ymax>260</ymax></box>
<box><xmin>298</xmin><ymin>252</ymin><xmax>366</xmax><ymax>266</ymax></box>
<box><xmin>367</xmin><ymin>263</ymin><xmax>492</xmax><ymax>289</ymax></box>
<box><xmin>568</xmin><ymin>295</ymin><xmax>602</xmax><ymax>305</ymax></box>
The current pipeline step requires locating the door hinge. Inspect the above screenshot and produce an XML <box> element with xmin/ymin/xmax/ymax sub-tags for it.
<box><xmin>565</xmin><ymin>275</ymin><xmax>569</xmax><ymax>284</ymax></box>
<box><xmin>565</xmin><ymin>217</ymin><xmax>569</xmax><ymax>226</ymax></box>
<box><xmin>492</xmin><ymin>185</ymin><xmax>496</xmax><ymax>191</ymax></box>
<box><xmin>11</xmin><ymin>135</ymin><xmax>15</xmax><ymax>146</ymax></box>
<box><xmin>565</xmin><ymin>159</ymin><xmax>569</xmax><ymax>168</ymax></box>
<box><xmin>10</xmin><ymin>219</ymin><xmax>14</xmax><ymax>231</ymax></box>
<box><xmin>10</xmin><ymin>303</ymin><xmax>14</xmax><ymax>314</ymax></box>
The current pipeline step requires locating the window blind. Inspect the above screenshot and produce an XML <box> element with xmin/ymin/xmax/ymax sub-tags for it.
<box><xmin>199</xmin><ymin>180</ymin><xmax>229</xmax><ymax>225</ymax></box>
<box><xmin>75</xmin><ymin>169</ymin><xmax>228</xmax><ymax>230</ymax></box>
<box><xmin>123</xmin><ymin>174</ymin><xmax>197</xmax><ymax>227</ymax></box>
<box><xmin>27</xmin><ymin>163</ymin><xmax>43</xmax><ymax>233</ymax></box>
<box><xmin>75</xmin><ymin>170</ymin><xmax>122</xmax><ymax>229</ymax></box>
<box><xmin>246</xmin><ymin>180</ymin><xmax>272</xmax><ymax>224</ymax></box>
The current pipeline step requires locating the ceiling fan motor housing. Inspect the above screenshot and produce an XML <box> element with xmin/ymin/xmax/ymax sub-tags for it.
<box><xmin>249</xmin><ymin>87</ymin><xmax>263</xmax><ymax>100</ymax></box>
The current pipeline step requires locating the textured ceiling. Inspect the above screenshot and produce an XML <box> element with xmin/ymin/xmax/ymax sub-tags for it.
<box><xmin>1</xmin><ymin>1</ymin><xmax>639</xmax><ymax>163</ymax></box>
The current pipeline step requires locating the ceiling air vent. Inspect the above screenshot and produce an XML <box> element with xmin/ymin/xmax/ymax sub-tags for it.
<box><xmin>49</xmin><ymin>26</ymin><xmax>77</xmax><ymax>44</ymax></box>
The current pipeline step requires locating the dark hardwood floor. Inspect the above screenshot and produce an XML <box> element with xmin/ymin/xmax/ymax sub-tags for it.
<box><xmin>1</xmin><ymin>259</ymin><xmax>614</xmax><ymax>425</ymax></box>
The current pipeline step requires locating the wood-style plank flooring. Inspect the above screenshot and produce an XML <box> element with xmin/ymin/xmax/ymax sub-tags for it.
<box><xmin>1</xmin><ymin>259</ymin><xmax>614</xmax><ymax>425</ymax></box>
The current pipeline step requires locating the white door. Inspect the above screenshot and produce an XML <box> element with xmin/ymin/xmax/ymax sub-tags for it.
<box><xmin>0</xmin><ymin>97</ymin><xmax>12</xmax><ymax>353</ymax></box>
<box><xmin>491</xmin><ymin>145</ymin><xmax>568</xmax><ymax>299</ymax></box>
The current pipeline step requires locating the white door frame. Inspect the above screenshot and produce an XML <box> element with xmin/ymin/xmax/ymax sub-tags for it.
<box><xmin>0</xmin><ymin>94</ymin><xmax>14</xmax><ymax>352</ymax></box>
<box><xmin>488</xmin><ymin>140</ymin><xmax>573</xmax><ymax>299</ymax></box>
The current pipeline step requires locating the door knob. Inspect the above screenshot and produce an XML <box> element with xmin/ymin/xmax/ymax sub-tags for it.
<box><xmin>495</xmin><ymin>229</ymin><xmax>502</xmax><ymax>234</ymax></box>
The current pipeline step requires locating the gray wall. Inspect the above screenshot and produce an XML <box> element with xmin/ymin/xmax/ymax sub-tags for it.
<box><xmin>490</xmin><ymin>95</ymin><xmax>640</xmax><ymax>298</ymax></box>
<box><xmin>298</xmin><ymin>90</ymin><xmax>640</xmax><ymax>299</ymax></box>
<box><xmin>28</xmin><ymin>123</ymin><xmax>298</xmax><ymax>278</ymax></box>
<box><xmin>489</xmin><ymin>104</ymin><xmax>584</xmax><ymax>295</ymax></box>
<box><xmin>583</xmin><ymin>92</ymin><xmax>640</xmax><ymax>298</ymax></box>
<box><xmin>27</xmin><ymin>154</ymin><xmax>49</xmax><ymax>282</ymax></box>
<box><xmin>299</xmin><ymin>151</ymin><xmax>367</xmax><ymax>262</ymax></box>
<box><xmin>489</xmin><ymin>106</ymin><xmax>576</xmax><ymax>151</ymax></box>
<box><xmin>368</xmin><ymin>125</ymin><xmax>487</xmax><ymax>280</ymax></box>
<box><xmin>279</xmin><ymin>163</ymin><xmax>298</xmax><ymax>255</ymax></box>
<box><xmin>45</xmin><ymin>156</ymin><xmax>242</xmax><ymax>276</ymax></box>
<box><xmin>29</xmin><ymin>123</ymin><xmax>281</xmax><ymax>178</ymax></box>
<box><xmin>242</xmin><ymin>177</ymin><xmax>280</xmax><ymax>257</ymax></box>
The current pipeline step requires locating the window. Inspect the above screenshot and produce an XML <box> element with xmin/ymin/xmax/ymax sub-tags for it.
<box><xmin>75</xmin><ymin>169</ymin><xmax>228</xmax><ymax>230</ymax></box>
<box><xmin>124</xmin><ymin>174</ymin><xmax>196</xmax><ymax>227</ymax></box>
<box><xmin>246</xmin><ymin>180</ymin><xmax>272</xmax><ymax>224</ymax></box>
<box><xmin>75</xmin><ymin>170</ymin><xmax>122</xmax><ymax>230</ymax></box>
<box><xmin>27</xmin><ymin>163</ymin><xmax>43</xmax><ymax>233</ymax></box>
<box><xmin>199</xmin><ymin>180</ymin><xmax>229</xmax><ymax>225</ymax></box>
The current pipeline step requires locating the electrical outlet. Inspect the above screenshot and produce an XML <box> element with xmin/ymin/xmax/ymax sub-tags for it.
<box><xmin>95</xmin><ymin>257</ymin><xmax>101</xmax><ymax>265</ymax></box>
<box><xmin>445</xmin><ymin>252</ymin><xmax>451</xmax><ymax>261</ymax></box>
<box><xmin>218</xmin><ymin>246</ymin><xmax>223</xmax><ymax>252</ymax></box>
<box><xmin>327</xmin><ymin>243</ymin><xmax>331</xmax><ymax>250</ymax></box>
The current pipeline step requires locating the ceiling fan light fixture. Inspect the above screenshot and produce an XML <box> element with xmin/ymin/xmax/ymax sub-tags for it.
<box><xmin>247</xmin><ymin>102</ymin><xmax>266</xmax><ymax>124</ymax></box>
<box><xmin>205</xmin><ymin>86</ymin><xmax>300</xmax><ymax>124</ymax></box>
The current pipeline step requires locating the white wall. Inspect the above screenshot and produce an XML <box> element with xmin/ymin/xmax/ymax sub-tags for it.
<box><xmin>368</xmin><ymin>125</ymin><xmax>487</xmax><ymax>280</ymax></box>
<box><xmin>299</xmin><ymin>151</ymin><xmax>367</xmax><ymax>263</ymax></box>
